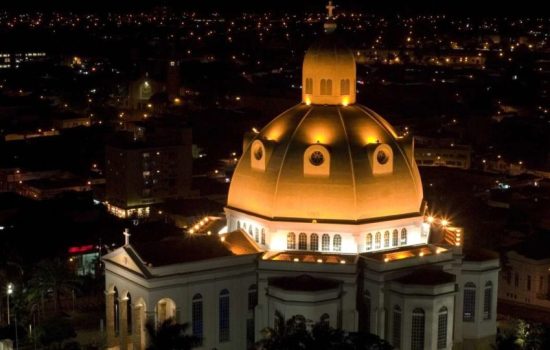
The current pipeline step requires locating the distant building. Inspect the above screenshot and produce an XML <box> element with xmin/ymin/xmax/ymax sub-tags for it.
<box><xmin>0</xmin><ymin>51</ymin><xmax>47</xmax><ymax>69</ymax></box>
<box><xmin>414</xmin><ymin>137</ymin><xmax>471</xmax><ymax>170</ymax></box>
<box><xmin>53</xmin><ymin>114</ymin><xmax>91</xmax><ymax>129</ymax></box>
<box><xmin>16</xmin><ymin>177</ymin><xmax>91</xmax><ymax>200</ymax></box>
<box><xmin>499</xmin><ymin>234</ymin><xmax>550</xmax><ymax>323</ymax></box>
<box><xmin>105</xmin><ymin>120</ymin><xmax>192</xmax><ymax>219</ymax></box>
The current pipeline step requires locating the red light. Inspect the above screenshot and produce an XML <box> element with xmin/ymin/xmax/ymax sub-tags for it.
<box><xmin>68</xmin><ymin>245</ymin><xmax>94</xmax><ymax>254</ymax></box>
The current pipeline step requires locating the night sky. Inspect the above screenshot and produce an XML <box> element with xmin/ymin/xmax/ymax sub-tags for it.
<box><xmin>0</xmin><ymin>0</ymin><xmax>546</xmax><ymax>15</ymax></box>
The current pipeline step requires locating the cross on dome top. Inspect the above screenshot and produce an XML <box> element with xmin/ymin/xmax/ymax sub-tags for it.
<box><xmin>326</xmin><ymin>1</ymin><xmax>336</xmax><ymax>18</ymax></box>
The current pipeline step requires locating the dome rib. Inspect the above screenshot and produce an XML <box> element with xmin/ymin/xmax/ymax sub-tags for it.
<box><xmin>337</xmin><ymin>107</ymin><xmax>358</xmax><ymax>221</ymax></box>
<box><xmin>271</xmin><ymin>106</ymin><xmax>314</xmax><ymax>217</ymax></box>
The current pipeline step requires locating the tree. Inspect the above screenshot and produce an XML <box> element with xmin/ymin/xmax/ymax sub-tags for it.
<box><xmin>37</xmin><ymin>317</ymin><xmax>77</xmax><ymax>349</ymax></box>
<box><xmin>145</xmin><ymin>318</ymin><xmax>200</xmax><ymax>350</ymax></box>
<box><xmin>257</xmin><ymin>312</ymin><xmax>393</xmax><ymax>350</ymax></box>
<box><xmin>27</xmin><ymin>258</ymin><xmax>81</xmax><ymax>315</ymax></box>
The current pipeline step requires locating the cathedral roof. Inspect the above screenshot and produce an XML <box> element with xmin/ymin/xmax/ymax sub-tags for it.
<box><xmin>269</xmin><ymin>274</ymin><xmax>340</xmax><ymax>291</ymax></box>
<box><xmin>227</xmin><ymin>104</ymin><xmax>423</xmax><ymax>222</ymax></box>
<box><xmin>395</xmin><ymin>269</ymin><xmax>456</xmax><ymax>286</ymax></box>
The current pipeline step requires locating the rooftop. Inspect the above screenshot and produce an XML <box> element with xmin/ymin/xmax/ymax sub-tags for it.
<box><xmin>269</xmin><ymin>274</ymin><xmax>340</xmax><ymax>291</ymax></box>
<box><xmin>395</xmin><ymin>268</ymin><xmax>456</xmax><ymax>286</ymax></box>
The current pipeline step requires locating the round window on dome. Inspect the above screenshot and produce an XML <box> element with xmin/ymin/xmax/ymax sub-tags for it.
<box><xmin>377</xmin><ymin>150</ymin><xmax>389</xmax><ymax>165</ymax></box>
<box><xmin>310</xmin><ymin>151</ymin><xmax>325</xmax><ymax>166</ymax></box>
<box><xmin>253</xmin><ymin>145</ymin><xmax>263</xmax><ymax>161</ymax></box>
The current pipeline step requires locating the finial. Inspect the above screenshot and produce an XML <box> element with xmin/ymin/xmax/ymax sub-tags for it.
<box><xmin>123</xmin><ymin>228</ymin><xmax>131</xmax><ymax>246</ymax></box>
<box><xmin>326</xmin><ymin>1</ymin><xmax>336</xmax><ymax>18</ymax></box>
<box><xmin>324</xmin><ymin>1</ymin><xmax>337</xmax><ymax>33</ymax></box>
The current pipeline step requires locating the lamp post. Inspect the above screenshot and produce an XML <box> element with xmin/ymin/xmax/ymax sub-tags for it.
<box><xmin>7</xmin><ymin>283</ymin><xmax>13</xmax><ymax>325</ymax></box>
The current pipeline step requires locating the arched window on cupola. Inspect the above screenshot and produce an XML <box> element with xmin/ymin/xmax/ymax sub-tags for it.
<box><xmin>411</xmin><ymin>308</ymin><xmax>425</xmax><ymax>350</ymax></box>
<box><xmin>375</xmin><ymin>232</ymin><xmax>381</xmax><ymax>249</ymax></box>
<box><xmin>437</xmin><ymin>306</ymin><xmax>448</xmax><ymax>349</ymax></box>
<box><xmin>298</xmin><ymin>233</ymin><xmax>307</xmax><ymax>250</ymax></box>
<box><xmin>484</xmin><ymin>281</ymin><xmax>493</xmax><ymax>320</ymax></box>
<box><xmin>320</xmin><ymin>79</ymin><xmax>332</xmax><ymax>95</ymax></box>
<box><xmin>322</xmin><ymin>234</ymin><xmax>330</xmax><ymax>251</ymax></box>
<box><xmin>392</xmin><ymin>229</ymin><xmax>399</xmax><ymax>246</ymax></box>
<box><xmin>305</xmin><ymin>78</ymin><xmax>313</xmax><ymax>94</ymax></box>
<box><xmin>463</xmin><ymin>282</ymin><xmax>476</xmax><ymax>322</ymax></box>
<box><xmin>310</xmin><ymin>233</ymin><xmax>319</xmax><ymax>251</ymax></box>
<box><xmin>333</xmin><ymin>234</ymin><xmax>342</xmax><ymax>252</ymax></box>
<box><xmin>261</xmin><ymin>229</ymin><xmax>266</xmax><ymax>245</ymax></box>
<box><xmin>287</xmin><ymin>232</ymin><xmax>296</xmax><ymax>250</ymax></box>
<box><xmin>340</xmin><ymin>79</ymin><xmax>350</xmax><ymax>95</ymax></box>
<box><xmin>400</xmin><ymin>228</ymin><xmax>407</xmax><ymax>245</ymax></box>
<box><xmin>384</xmin><ymin>231</ymin><xmax>390</xmax><ymax>247</ymax></box>
<box><xmin>366</xmin><ymin>233</ymin><xmax>372</xmax><ymax>251</ymax></box>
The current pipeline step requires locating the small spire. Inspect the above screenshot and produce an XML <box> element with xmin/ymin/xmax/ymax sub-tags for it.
<box><xmin>123</xmin><ymin>228</ymin><xmax>131</xmax><ymax>246</ymax></box>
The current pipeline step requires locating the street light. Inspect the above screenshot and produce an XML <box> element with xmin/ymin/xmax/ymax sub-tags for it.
<box><xmin>7</xmin><ymin>283</ymin><xmax>13</xmax><ymax>325</ymax></box>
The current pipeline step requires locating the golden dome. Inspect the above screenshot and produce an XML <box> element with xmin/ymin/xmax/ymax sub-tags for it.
<box><xmin>302</xmin><ymin>34</ymin><xmax>356</xmax><ymax>106</ymax></box>
<box><xmin>227</xmin><ymin>104</ymin><xmax>423</xmax><ymax>222</ymax></box>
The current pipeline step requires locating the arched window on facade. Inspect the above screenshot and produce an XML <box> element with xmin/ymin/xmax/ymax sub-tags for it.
<box><xmin>411</xmin><ymin>308</ymin><xmax>425</xmax><ymax>350</ymax></box>
<box><xmin>287</xmin><ymin>232</ymin><xmax>296</xmax><ymax>250</ymax></box>
<box><xmin>248</xmin><ymin>284</ymin><xmax>258</xmax><ymax>311</ymax></box>
<box><xmin>248</xmin><ymin>226</ymin><xmax>253</xmax><ymax>236</ymax></box>
<box><xmin>113</xmin><ymin>287</ymin><xmax>119</xmax><ymax>336</ymax></box>
<box><xmin>392</xmin><ymin>229</ymin><xmax>399</xmax><ymax>246</ymax></box>
<box><xmin>320</xmin><ymin>313</ymin><xmax>330</xmax><ymax>326</ymax></box>
<box><xmin>322</xmin><ymin>234</ymin><xmax>330</xmax><ymax>251</ymax></box>
<box><xmin>375</xmin><ymin>232</ymin><xmax>381</xmax><ymax>249</ymax></box>
<box><xmin>237</xmin><ymin>221</ymin><xmax>241</xmax><ymax>229</ymax></box>
<box><xmin>400</xmin><ymin>228</ymin><xmax>407</xmax><ymax>245</ymax></box>
<box><xmin>333</xmin><ymin>234</ymin><xmax>342</xmax><ymax>252</ymax></box>
<box><xmin>463</xmin><ymin>282</ymin><xmax>476</xmax><ymax>322</ymax></box>
<box><xmin>364</xmin><ymin>290</ymin><xmax>371</xmax><ymax>333</ymax></box>
<box><xmin>310</xmin><ymin>233</ymin><xmax>319</xmax><ymax>251</ymax></box>
<box><xmin>384</xmin><ymin>231</ymin><xmax>390</xmax><ymax>247</ymax></box>
<box><xmin>366</xmin><ymin>233</ymin><xmax>373</xmax><ymax>251</ymax></box>
<box><xmin>340</xmin><ymin>79</ymin><xmax>350</xmax><ymax>95</ymax></box>
<box><xmin>305</xmin><ymin>78</ymin><xmax>313</xmax><ymax>94</ymax></box>
<box><xmin>192</xmin><ymin>294</ymin><xmax>203</xmax><ymax>343</ymax></box>
<box><xmin>254</xmin><ymin>227</ymin><xmax>259</xmax><ymax>242</ymax></box>
<box><xmin>437</xmin><ymin>306</ymin><xmax>448</xmax><ymax>349</ymax></box>
<box><xmin>484</xmin><ymin>281</ymin><xmax>492</xmax><ymax>320</ymax></box>
<box><xmin>261</xmin><ymin>228</ymin><xmax>266</xmax><ymax>245</ymax></box>
<box><xmin>392</xmin><ymin>305</ymin><xmax>401</xmax><ymax>348</ymax></box>
<box><xmin>298</xmin><ymin>232</ymin><xmax>307</xmax><ymax>250</ymax></box>
<box><xmin>219</xmin><ymin>289</ymin><xmax>230</xmax><ymax>342</ymax></box>
<box><xmin>126</xmin><ymin>293</ymin><xmax>132</xmax><ymax>335</ymax></box>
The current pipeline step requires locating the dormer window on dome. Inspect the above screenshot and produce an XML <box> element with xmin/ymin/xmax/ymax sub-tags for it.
<box><xmin>369</xmin><ymin>143</ymin><xmax>394</xmax><ymax>175</ymax></box>
<box><xmin>304</xmin><ymin>144</ymin><xmax>330</xmax><ymax>176</ymax></box>
<box><xmin>251</xmin><ymin>139</ymin><xmax>272</xmax><ymax>172</ymax></box>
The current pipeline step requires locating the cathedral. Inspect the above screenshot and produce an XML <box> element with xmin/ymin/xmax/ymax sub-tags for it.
<box><xmin>103</xmin><ymin>5</ymin><xmax>499</xmax><ymax>350</ymax></box>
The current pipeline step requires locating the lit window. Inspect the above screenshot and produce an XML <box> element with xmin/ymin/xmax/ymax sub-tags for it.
<box><xmin>400</xmin><ymin>228</ymin><xmax>407</xmax><ymax>245</ymax></box>
<box><xmin>463</xmin><ymin>282</ymin><xmax>476</xmax><ymax>322</ymax></box>
<box><xmin>484</xmin><ymin>281</ymin><xmax>492</xmax><ymax>320</ymax></box>
<box><xmin>375</xmin><ymin>232</ymin><xmax>381</xmax><ymax>249</ymax></box>
<box><xmin>192</xmin><ymin>294</ymin><xmax>203</xmax><ymax>344</ymax></box>
<box><xmin>333</xmin><ymin>234</ymin><xmax>342</xmax><ymax>252</ymax></box>
<box><xmin>392</xmin><ymin>229</ymin><xmax>398</xmax><ymax>246</ymax></box>
<box><xmin>261</xmin><ymin>228</ymin><xmax>266</xmax><ymax>245</ymax></box>
<box><xmin>310</xmin><ymin>233</ymin><xmax>319</xmax><ymax>251</ymax></box>
<box><xmin>437</xmin><ymin>306</ymin><xmax>448</xmax><ymax>349</ymax></box>
<box><xmin>384</xmin><ymin>231</ymin><xmax>390</xmax><ymax>247</ymax></box>
<box><xmin>287</xmin><ymin>232</ymin><xmax>296</xmax><ymax>250</ymax></box>
<box><xmin>298</xmin><ymin>232</ymin><xmax>307</xmax><ymax>250</ymax></box>
<box><xmin>254</xmin><ymin>227</ymin><xmax>259</xmax><ymax>242</ymax></box>
<box><xmin>366</xmin><ymin>233</ymin><xmax>372</xmax><ymax>251</ymax></box>
<box><xmin>219</xmin><ymin>289</ymin><xmax>230</xmax><ymax>342</ymax></box>
<box><xmin>322</xmin><ymin>234</ymin><xmax>330</xmax><ymax>251</ymax></box>
<box><xmin>392</xmin><ymin>305</ymin><xmax>401</xmax><ymax>348</ymax></box>
<box><xmin>411</xmin><ymin>308</ymin><xmax>425</xmax><ymax>350</ymax></box>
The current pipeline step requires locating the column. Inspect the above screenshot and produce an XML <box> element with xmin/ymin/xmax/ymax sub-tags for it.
<box><xmin>133</xmin><ymin>305</ymin><xmax>143</xmax><ymax>350</ymax></box>
<box><xmin>105</xmin><ymin>291</ymin><xmax>117</xmax><ymax>347</ymax></box>
<box><xmin>119</xmin><ymin>297</ymin><xmax>128</xmax><ymax>350</ymax></box>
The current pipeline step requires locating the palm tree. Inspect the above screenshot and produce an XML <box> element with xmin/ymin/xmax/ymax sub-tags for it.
<box><xmin>145</xmin><ymin>318</ymin><xmax>200</xmax><ymax>350</ymax></box>
<box><xmin>27</xmin><ymin>258</ymin><xmax>81</xmax><ymax>315</ymax></box>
